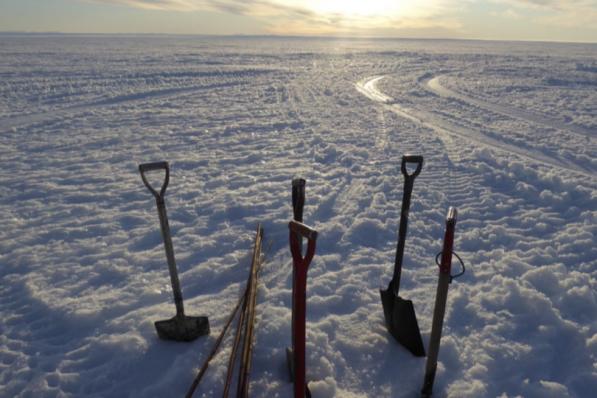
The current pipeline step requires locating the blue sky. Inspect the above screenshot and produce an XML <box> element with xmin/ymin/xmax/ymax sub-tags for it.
<box><xmin>1</xmin><ymin>0</ymin><xmax>596</xmax><ymax>42</ymax></box>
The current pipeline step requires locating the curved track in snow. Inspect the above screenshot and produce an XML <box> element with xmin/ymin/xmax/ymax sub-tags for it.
<box><xmin>356</xmin><ymin>76</ymin><xmax>593</xmax><ymax>177</ymax></box>
<box><xmin>422</xmin><ymin>74</ymin><xmax>595</xmax><ymax>140</ymax></box>
<box><xmin>0</xmin><ymin>81</ymin><xmax>246</xmax><ymax>132</ymax></box>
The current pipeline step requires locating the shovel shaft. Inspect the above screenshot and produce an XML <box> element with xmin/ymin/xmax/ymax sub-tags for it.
<box><xmin>156</xmin><ymin>199</ymin><xmax>185</xmax><ymax>317</ymax></box>
<box><xmin>391</xmin><ymin>155</ymin><xmax>423</xmax><ymax>294</ymax></box>
<box><xmin>139</xmin><ymin>161</ymin><xmax>185</xmax><ymax>317</ymax></box>
<box><xmin>392</xmin><ymin>177</ymin><xmax>414</xmax><ymax>292</ymax></box>
<box><xmin>289</xmin><ymin>179</ymin><xmax>305</xmax><ymax>388</ymax></box>
<box><xmin>292</xmin><ymin>266</ymin><xmax>307</xmax><ymax>398</ymax></box>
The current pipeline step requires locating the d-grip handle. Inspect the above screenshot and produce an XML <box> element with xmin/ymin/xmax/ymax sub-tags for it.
<box><xmin>401</xmin><ymin>155</ymin><xmax>423</xmax><ymax>179</ymax></box>
<box><xmin>139</xmin><ymin>161</ymin><xmax>170</xmax><ymax>201</ymax></box>
<box><xmin>289</xmin><ymin>221</ymin><xmax>318</xmax><ymax>268</ymax></box>
<box><xmin>289</xmin><ymin>220</ymin><xmax>318</xmax><ymax>241</ymax></box>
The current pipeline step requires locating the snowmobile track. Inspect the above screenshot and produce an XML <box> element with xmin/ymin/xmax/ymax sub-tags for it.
<box><xmin>356</xmin><ymin>76</ymin><xmax>594</xmax><ymax>179</ymax></box>
<box><xmin>421</xmin><ymin>74</ymin><xmax>595</xmax><ymax>140</ymax></box>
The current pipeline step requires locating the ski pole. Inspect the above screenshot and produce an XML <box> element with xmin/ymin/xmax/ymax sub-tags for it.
<box><xmin>289</xmin><ymin>220</ymin><xmax>317</xmax><ymax>398</ymax></box>
<box><xmin>421</xmin><ymin>207</ymin><xmax>461</xmax><ymax>397</ymax></box>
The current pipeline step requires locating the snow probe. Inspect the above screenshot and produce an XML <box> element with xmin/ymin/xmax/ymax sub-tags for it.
<box><xmin>236</xmin><ymin>224</ymin><xmax>264</xmax><ymax>397</ymax></box>
<box><xmin>288</xmin><ymin>220</ymin><xmax>317</xmax><ymax>398</ymax></box>
<box><xmin>421</xmin><ymin>207</ymin><xmax>463</xmax><ymax>397</ymax></box>
<box><xmin>380</xmin><ymin>155</ymin><xmax>426</xmax><ymax>357</ymax></box>
<box><xmin>186</xmin><ymin>225</ymin><xmax>264</xmax><ymax>398</ymax></box>
<box><xmin>139</xmin><ymin>161</ymin><xmax>209</xmax><ymax>342</ymax></box>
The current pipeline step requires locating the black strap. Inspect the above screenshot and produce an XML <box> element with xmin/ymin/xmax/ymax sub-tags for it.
<box><xmin>435</xmin><ymin>251</ymin><xmax>466</xmax><ymax>283</ymax></box>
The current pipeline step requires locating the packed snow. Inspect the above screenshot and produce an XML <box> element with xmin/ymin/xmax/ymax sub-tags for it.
<box><xmin>0</xmin><ymin>35</ymin><xmax>595</xmax><ymax>397</ymax></box>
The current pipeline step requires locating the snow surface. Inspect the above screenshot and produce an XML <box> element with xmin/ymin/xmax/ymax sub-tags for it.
<box><xmin>0</xmin><ymin>36</ymin><xmax>596</xmax><ymax>397</ymax></box>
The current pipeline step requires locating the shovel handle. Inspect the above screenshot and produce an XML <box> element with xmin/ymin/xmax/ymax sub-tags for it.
<box><xmin>401</xmin><ymin>155</ymin><xmax>423</xmax><ymax>179</ymax></box>
<box><xmin>139</xmin><ymin>161</ymin><xmax>185</xmax><ymax>318</ymax></box>
<box><xmin>289</xmin><ymin>221</ymin><xmax>317</xmax><ymax>398</ymax></box>
<box><xmin>391</xmin><ymin>155</ymin><xmax>424</xmax><ymax>292</ymax></box>
<box><xmin>292</xmin><ymin>178</ymin><xmax>306</xmax><ymax>223</ymax></box>
<box><xmin>139</xmin><ymin>161</ymin><xmax>169</xmax><ymax>201</ymax></box>
<box><xmin>289</xmin><ymin>221</ymin><xmax>318</xmax><ymax>268</ymax></box>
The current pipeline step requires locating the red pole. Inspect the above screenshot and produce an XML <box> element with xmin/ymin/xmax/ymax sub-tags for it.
<box><xmin>421</xmin><ymin>207</ymin><xmax>458</xmax><ymax>397</ymax></box>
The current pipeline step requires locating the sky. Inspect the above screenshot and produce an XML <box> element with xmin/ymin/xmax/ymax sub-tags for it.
<box><xmin>0</xmin><ymin>0</ymin><xmax>596</xmax><ymax>42</ymax></box>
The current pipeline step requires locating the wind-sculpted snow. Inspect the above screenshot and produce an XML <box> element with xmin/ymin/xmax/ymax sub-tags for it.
<box><xmin>0</xmin><ymin>36</ymin><xmax>595</xmax><ymax>398</ymax></box>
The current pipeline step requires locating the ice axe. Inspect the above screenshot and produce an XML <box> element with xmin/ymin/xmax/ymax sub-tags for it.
<box><xmin>139</xmin><ymin>161</ymin><xmax>209</xmax><ymax>342</ymax></box>
<box><xmin>380</xmin><ymin>155</ymin><xmax>425</xmax><ymax>357</ymax></box>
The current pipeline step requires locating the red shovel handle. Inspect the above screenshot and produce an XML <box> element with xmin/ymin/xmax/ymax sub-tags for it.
<box><xmin>289</xmin><ymin>221</ymin><xmax>317</xmax><ymax>267</ymax></box>
<box><xmin>289</xmin><ymin>220</ymin><xmax>318</xmax><ymax>398</ymax></box>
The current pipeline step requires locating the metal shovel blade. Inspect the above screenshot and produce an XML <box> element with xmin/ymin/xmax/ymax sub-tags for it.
<box><xmin>155</xmin><ymin>314</ymin><xmax>210</xmax><ymax>342</ymax></box>
<box><xmin>286</xmin><ymin>348</ymin><xmax>313</xmax><ymax>397</ymax></box>
<box><xmin>380</xmin><ymin>281</ymin><xmax>425</xmax><ymax>357</ymax></box>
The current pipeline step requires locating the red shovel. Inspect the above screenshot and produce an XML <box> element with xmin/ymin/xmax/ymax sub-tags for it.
<box><xmin>288</xmin><ymin>220</ymin><xmax>317</xmax><ymax>398</ymax></box>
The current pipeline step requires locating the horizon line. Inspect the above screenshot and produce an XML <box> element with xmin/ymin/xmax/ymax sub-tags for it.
<box><xmin>1</xmin><ymin>31</ymin><xmax>595</xmax><ymax>45</ymax></box>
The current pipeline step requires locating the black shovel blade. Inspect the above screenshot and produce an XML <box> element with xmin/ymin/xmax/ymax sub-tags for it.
<box><xmin>154</xmin><ymin>315</ymin><xmax>210</xmax><ymax>342</ymax></box>
<box><xmin>380</xmin><ymin>285</ymin><xmax>425</xmax><ymax>357</ymax></box>
<box><xmin>286</xmin><ymin>347</ymin><xmax>295</xmax><ymax>382</ymax></box>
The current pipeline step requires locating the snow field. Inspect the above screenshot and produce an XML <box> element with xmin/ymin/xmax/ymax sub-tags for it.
<box><xmin>0</xmin><ymin>36</ymin><xmax>595</xmax><ymax>397</ymax></box>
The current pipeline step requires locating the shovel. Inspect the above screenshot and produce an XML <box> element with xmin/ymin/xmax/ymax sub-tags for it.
<box><xmin>287</xmin><ymin>178</ymin><xmax>306</xmax><ymax>382</ymax></box>
<box><xmin>380</xmin><ymin>155</ymin><xmax>425</xmax><ymax>357</ymax></box>
<box><xmin>139</xmin><ymin>161</ymin><xmax>210</xmax><ymax>342</ymax></box>
<box><xmin>289</xmin><ymin>220</ymin><xmax>317</xmax><ymax>398</ymax></box>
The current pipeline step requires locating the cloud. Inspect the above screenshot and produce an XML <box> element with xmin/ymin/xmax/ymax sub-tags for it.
<box><xmin>496</xmin><ymin>0</ymin><xmax>597</xmax><ymax>29</ymax></box>
<box><xmin>497</xmin><ymin>0</ymin><xmax>597</xmax><ymax>12</ymax></box>
<box><xmin>491</xmin><ymin>8</ymin><xmax>523</xmax><ymax>18</ymax></box>
<box><xmin>89</xmin><ymin>0</ymin><xmax>314</xmax><ymax>15</ymax></box>
<box><xmin>87</xmin><ymin>0</ymin><xmax>465</xmax><ymax>35</ymax></box>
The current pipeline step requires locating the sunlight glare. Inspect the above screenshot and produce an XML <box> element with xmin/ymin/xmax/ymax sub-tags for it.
<box><xmin>305</xmin><ymin>0</ymin><xmax>413</xmax><ymax>20</ymax></box>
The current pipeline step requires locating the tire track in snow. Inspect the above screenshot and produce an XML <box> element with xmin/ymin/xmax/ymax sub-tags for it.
<box><xmin>422</xmin><ymin>74</ymin><xmax>595</xmax><ymax>140</ymax></box>
<box><xmin>356</xmin><ymin>76</ymin><xmax>593</xmax><ymax>177</ymax></box>
<box><xmin>0</xmin><ymin>81</ymin><xmax>246</xmax><ymax>131</ymax></box>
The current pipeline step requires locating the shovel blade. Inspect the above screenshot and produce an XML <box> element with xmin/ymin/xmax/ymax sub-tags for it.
<box><xmin>380</xmin><ymin>286</ymin><xmax>425</xmax><ymax>357</ymax></box>
<box><xmin>286</xmin><ymin>347</ymin><xmax>295</xmax><ymax>382</ymax></box>
<box><xmin>154</xmin><ymin>315</ymin><xmax>210</xmax><ymax>342</ymax></box>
